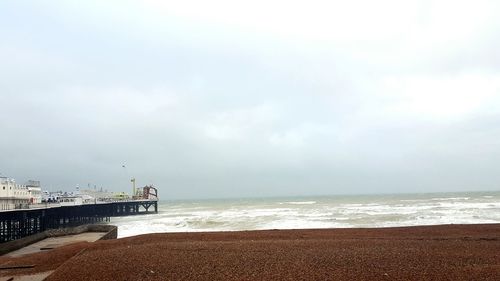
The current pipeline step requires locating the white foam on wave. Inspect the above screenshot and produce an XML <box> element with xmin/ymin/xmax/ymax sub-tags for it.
<box><xmin>399</xmin><ymin>199</ymin><xmax>426</xmax><ymax>202</ymax></box>
<box><xmin>431</xmin><ymin>197</ymin><xmax>470</xmax><ymax>201</ymax></box>
<box><xmin>285</xmin><ymin>201</ymin><xmax>317</xmax><ymax>205</ymax></box>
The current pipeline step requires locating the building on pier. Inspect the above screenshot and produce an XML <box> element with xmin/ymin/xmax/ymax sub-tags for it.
<box><xmin>26</xmin><ymin>180</ymin><xmax>42</xmax><ymax>204</ymax></box>
<box><xmin>0</xmin><ymin>177</ymin><xmax>42</xmax><ymax>210</ymax></box>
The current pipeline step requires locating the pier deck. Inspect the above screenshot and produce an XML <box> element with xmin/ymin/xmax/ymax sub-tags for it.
<box><xmin>0</xmin><ymin>200</ymin><xmax>157</xmax><ymax>243</ymax></box>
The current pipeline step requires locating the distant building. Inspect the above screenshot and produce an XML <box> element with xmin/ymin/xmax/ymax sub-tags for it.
<box><xmin>0</xmin><ymin>177</ymin><xmax>30</xmax><ymax>210</ymax></box>
<box><xmin>26</xmin><ymin>180</ymin><xmax>42</xmax><ymax>204</ymax></box>
<box><xmin>0</xmin><ymin>177</ymin><xmax>44</xmax><ymax>210</ymax></box>
<box><xmin>79</xmin><ymin>189</ymin><xmax>114</xmax><ymax>202</ymax></box>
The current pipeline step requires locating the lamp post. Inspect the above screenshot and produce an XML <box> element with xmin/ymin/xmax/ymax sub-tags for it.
<box><xmin>131</xmin><ymin>178</ymin><xmax>136</xmax><ymax>199</ymax></box>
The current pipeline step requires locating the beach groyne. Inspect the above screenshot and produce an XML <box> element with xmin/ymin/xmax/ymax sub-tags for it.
<box><xmin>0</xmin><ymin>200</ymin><xmax>157</xmax><ymax>243</ymax></box>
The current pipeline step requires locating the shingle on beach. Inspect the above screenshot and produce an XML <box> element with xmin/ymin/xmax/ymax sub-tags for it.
<box><xmin>2</xmin><ymin>224</ymin><xmax>500</xmax><ymax>280</ymax></box>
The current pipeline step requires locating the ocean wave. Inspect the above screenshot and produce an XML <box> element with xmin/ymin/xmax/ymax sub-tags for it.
<box><xmin>284</xmin><ymin>201</ymin><xmax>317</xmax><ymax>205</ymax></box>
<box><xmin>111</xmin><ymin>192</ymin><xmax>500</xmax><ymax>238</ymax></box>
<box><xmin>431</xmin><ymin>197</ymin><xmax>470</xmax><ymax>201</ymax></box>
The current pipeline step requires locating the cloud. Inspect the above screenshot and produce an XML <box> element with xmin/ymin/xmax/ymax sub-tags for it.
<box><xmin>378</xmin><ymin>72</ymin><xmax>500</xmax><ymax>120</ymax></box>
<box><xmin>202</xmin><ymin>104</ymin><xmax>278</xmax><ymax>141</ymax></box>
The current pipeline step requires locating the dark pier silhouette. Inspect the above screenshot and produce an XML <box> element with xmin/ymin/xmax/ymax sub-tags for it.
<box><xmin>0</xmin><ymin>200</ymin><xmax>158</xmax><ymax>243</ymax></box>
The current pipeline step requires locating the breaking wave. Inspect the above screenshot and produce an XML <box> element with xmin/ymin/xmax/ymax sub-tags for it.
<box><xmin>110</xmin><ymin>192</ymin><xmax>500</xmax><ymax>238</ymax></box>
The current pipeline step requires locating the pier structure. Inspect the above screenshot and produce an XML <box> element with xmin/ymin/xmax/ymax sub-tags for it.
<box><xmin>0</xmin><ymin>200</ymin><xmax>158</xmax><ymax>243</ymax></box>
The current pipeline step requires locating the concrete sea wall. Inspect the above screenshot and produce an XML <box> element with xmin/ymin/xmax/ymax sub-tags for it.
<box><xmin>0</xmin><ymin>224</ymin><xmax>117</xmax><ymax>256</ymax></box>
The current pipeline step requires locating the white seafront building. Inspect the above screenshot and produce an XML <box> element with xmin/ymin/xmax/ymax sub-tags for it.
<box><xmin>0</xmin><ymin>177</ymin><xmax>42</xmax><ymax>210</ymax></box>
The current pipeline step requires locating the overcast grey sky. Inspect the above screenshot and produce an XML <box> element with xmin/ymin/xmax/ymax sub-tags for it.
<box><xmin>1</xmin><ymin>0</ymin><xmax>500</xmax><ymax>199</ymax></box>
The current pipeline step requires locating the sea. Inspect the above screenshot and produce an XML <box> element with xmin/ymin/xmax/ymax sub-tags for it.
<box><xmin>110</xmin><ymin>191</ymin><xmax>500</xmax><ymax>238</ymax></box>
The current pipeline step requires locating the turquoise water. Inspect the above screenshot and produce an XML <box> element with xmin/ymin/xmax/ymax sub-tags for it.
<box><xmin>110</xmin><ymin>191</ymin><xmax>500</xmax><ymax>238</ymax></box>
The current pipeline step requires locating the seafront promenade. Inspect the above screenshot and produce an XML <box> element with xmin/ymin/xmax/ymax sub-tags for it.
<box><xmin>0</xmin><ymin>200</ymin><xmax>157</xmax><ymax>243</ymax></box>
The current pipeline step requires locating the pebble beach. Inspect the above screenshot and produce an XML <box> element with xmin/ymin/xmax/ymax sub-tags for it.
<box><xmin>1</xmin><ymin>224</ymin><xmax>499</xmax><ymax>280</ymax></box>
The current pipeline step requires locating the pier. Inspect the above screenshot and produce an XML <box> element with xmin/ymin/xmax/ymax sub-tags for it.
<box><xmin>0</xmin><ymin>200</ymin><xmax>158</xmax><ymax>243</ymax></box>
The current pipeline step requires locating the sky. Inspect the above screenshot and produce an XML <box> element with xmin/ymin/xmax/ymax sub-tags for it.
<box><xmin>1</xmin><ymin>0</ymin><xmax>500</xmax><ymax>199</ymax></box>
